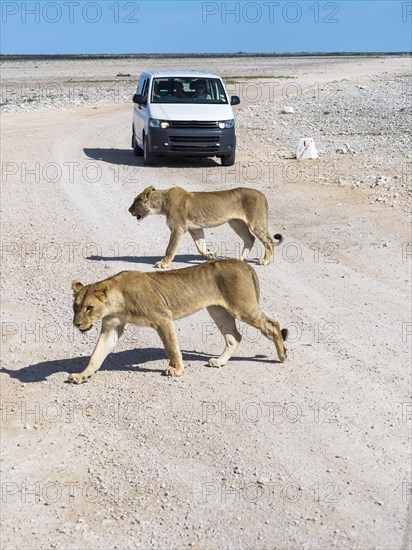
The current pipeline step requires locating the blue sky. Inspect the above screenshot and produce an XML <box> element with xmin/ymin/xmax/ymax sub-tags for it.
<box><xmin>1</xmin><ymin>1</ymin><xmax>411</xmax><ymax>54</ymax></box>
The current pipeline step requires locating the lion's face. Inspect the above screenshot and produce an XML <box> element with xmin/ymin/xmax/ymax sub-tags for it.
<box><xmin>71</xmin><ymin>281</ymin><xmax>108</xmax><ymax>331</ymax></box>
<box><xmin>128</xmin><ymin>186</ymin><xmax>156</xmax><ymax>220</ymax></box>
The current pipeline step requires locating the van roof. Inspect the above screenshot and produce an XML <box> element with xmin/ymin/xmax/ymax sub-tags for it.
<box><xmin>139</xmin><ymin>70</ymin><xmax>223</xmax><ymax>79</ymax></box>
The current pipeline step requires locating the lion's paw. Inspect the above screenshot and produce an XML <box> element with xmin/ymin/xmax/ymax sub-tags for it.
<box><xmin>208</xmin><ymin>358</ymin><xmax>224</xmax><ymax>368</ymax></box>
<box><xmin>259</xmin><ymin>258</ymin><xmax>270</xmax><ymax>266</ymax></box>
<box><xmin>67</xmin><ymin>373</ymin><xmax>88</xmax><ymax>384</ymax></box>
<box><xmin>154</xmin><ymin>259</ymin><xmax>171</xmax><ymax>269</ymax></box>
<box><xmin>206</xmin><ymin>251</ymin><xmax>217</xmax><ymax>260</ymax></box>
<box><xmin>165</xmin><ymin>366</ymin><xmax>183</xmax><ymax>377</ymax></box>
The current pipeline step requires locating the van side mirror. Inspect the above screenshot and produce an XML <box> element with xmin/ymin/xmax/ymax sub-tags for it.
<box><xmin>230</xmin><ymin>95</ymin><xmax>240</xmax><ymax>106</ymax></box>
<box><xmin>133</xmin><ymin>94</ymin><xmax>146</xmax><ymax>104</ymax></box>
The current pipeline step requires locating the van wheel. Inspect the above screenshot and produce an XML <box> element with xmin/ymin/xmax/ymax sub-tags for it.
<box><xmin>132</xmin><ymin>127</ymin><xmax>143</xmax><ymax>156</ymax></box>
<box><xmin>221</xmin><ymin>151</ymin><xmax>235</xmax><ymax>166</ymax></box>
<box><xmin>143</xmin><ymin>136</ymin><xmax>156</xmax><ymax>165</ymax></box>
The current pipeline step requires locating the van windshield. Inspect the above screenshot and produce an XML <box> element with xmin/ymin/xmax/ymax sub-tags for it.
<box><xmin>150</xmin><ymin>77</ymin><xmax>228</xmax><ymax>104</ymax></box>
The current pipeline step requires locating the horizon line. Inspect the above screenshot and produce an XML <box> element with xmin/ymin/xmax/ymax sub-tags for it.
<box><xmin>1</xmin><ymin>51</ymin><xmax>411</xmax><ymax>60</ymax></box>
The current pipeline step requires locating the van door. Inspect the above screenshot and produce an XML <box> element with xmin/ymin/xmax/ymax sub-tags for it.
<box><xmin>133</xmin><ymin>76</ymin><xmax>150</xmax><ymax>148</ymax></box>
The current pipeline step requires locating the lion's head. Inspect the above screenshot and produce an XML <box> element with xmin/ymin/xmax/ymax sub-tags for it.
<box><xmin>128</xmin><ymin>186</ymin><xmax>156</xmax><ymax>220</ymax></box>
<box><xmin>71</xmin><ymin>280</ymin><xmax>109</xmax><ymax>331</ymax></box>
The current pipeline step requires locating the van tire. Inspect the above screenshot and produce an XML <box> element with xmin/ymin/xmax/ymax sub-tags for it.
<box><xmin>221</xmin><ymin>151</ymin><xmax>236</xmax><ymax>166</ymax></box>
<box><xmin>143</xmin><ymin>135</ymin><xmax>156</xmax><ymax>165</ymax></box>
<box><xmin>132</xmin><ymin>127</ymin><xmax>143</xmax><ymax>156</ymax></box>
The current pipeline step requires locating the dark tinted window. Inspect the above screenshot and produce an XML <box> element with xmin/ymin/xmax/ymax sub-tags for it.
<box><xmin>150</xmin><ymin>77</ymin><xmax>228</xmax><ymax>104</ymax></box>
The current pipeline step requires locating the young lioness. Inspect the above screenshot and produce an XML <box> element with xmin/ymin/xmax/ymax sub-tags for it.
<box><xmin>128</xmin><ymin>186</ymin><xmax>283</xmax><ymax>268</ymax></box>
<box><xmin>67</xmin><ymin>260</ymin><xmax>288</xmax><ymax>383</ymax></box>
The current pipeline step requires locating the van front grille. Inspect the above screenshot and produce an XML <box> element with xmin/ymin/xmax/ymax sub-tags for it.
<box><xmin>169</xmin><ymin>121</ymin><xmax>218</xmax><ymax>129</ymax></box>
<box><xmin>169</xmin><ymin>145</ymin><xmax>220</xmax><ymax>152</ymax></box>
<box><xmin>169</xmin><ymin>135</ymin><xmax>219</xmax><ymax>144</ymax></box>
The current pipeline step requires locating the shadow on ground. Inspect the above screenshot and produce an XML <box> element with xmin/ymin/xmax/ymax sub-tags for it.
<box><xmin>87</xmin><ymin>255</ymin><xmax>263</xmax><ymax>266</ymax></box>
<box><xmin>86</xmin><ymin>254</ymin><xmax>202</xmax><ymax>265</ymax></box>
<box><xmin>1</xmin><ymin>348</ymin><xmax>273</xmax><ymax>384</ymax></box>
<box><xmin>83</xmin><ymin>148</ymin><xmax>220</xmax><ymax>168</ymax></box>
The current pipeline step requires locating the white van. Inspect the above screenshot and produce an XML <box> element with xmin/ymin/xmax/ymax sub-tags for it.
<box><xmin>132</xmin><ymin>71</ymin><xmax>240</xmax><ymax>166</ymax></box>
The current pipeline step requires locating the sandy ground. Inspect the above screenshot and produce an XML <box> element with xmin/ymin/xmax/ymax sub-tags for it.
<box><xmin>1</xmin><ymin>56</ymin><xmax>411</xmax><ymax>549</ymax></box>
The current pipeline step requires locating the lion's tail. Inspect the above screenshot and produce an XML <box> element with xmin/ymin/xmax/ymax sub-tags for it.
<box><xmin>273</xmin><ymin>233</ymin><xmax>287</xmax><ymax>341</ymax></box>
<box><xmin>246</xmin><ymin>263</ymin><xmax>260</xmax><ymax>302</ymax></box>
<box><xmin>274</xmin><ymin>233</ymin><xmax>283</xmax><ymax>245</ymax></box>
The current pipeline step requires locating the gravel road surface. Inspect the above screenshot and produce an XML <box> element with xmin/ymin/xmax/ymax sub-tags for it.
<box><xmin>1</xmin><ymin>55</ymin><xmax>411</xmax><ymax>549</ymax></box>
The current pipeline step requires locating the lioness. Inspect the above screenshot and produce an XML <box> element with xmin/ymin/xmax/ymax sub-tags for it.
<box><xmin>128</xmin><ymin>186</ymin><xmax>283</xmax><ymax>268</ymax></box>
<box><xmin>67</xmin><ymin>260</ymin><xmax>288</xmax><ymax>383</ymax></box>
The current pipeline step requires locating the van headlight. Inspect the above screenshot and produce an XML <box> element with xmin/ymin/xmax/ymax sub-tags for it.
<box><xmin>218</xmin><ymin>119</ymin><xmax>235</xmax><ymax>129</ymax></box>
<box><xmin>149</xmin><ymin>119</ymin><xmax>169</xmax><ymax>129</ymax></box>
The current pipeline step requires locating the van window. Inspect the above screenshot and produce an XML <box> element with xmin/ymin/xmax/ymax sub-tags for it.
<box><xmin>137</xmin><ymin>77</ymin><xmax>149</xmax><ymax>97</ymax></box>
<box><xmin>150</xmin><ymin>77</ymin><xmax>228</xmax><ymax>104</ymax></box>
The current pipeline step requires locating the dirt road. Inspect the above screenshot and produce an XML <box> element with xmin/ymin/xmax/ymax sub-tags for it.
<box><xmin>1</xmin><ymin>56</ymin><xmax>411</xmax><ymax>549</ymax></box>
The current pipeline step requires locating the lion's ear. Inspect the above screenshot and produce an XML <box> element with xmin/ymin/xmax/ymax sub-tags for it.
<box><xmin>94</xmin><ymin>283</ymin><xmax>109</xmax><ymax>303</ymax></box>
<box><xmin>143</xmin><ymin>185</ymin><xmax>155</xmax><ymax>198</ymax></box>
<box><xmin>71</xmin><ymin>280</ymin><xmax>84</xmax><ymax>294</ymax></box>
